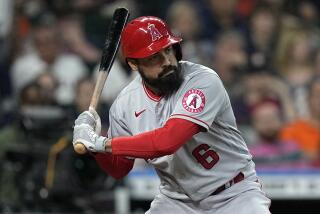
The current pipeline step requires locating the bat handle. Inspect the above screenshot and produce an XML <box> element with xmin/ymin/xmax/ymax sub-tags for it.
<box><xmin>74</xmin><ymin>142</ymin><xmax>87</xmax><ymax>154</ymax></box>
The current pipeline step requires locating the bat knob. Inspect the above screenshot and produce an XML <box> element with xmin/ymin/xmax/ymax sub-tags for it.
<box><xmin>74</xmin><ymin>142</ymin><xmax>87</xmax><ymax>154</ymax></box>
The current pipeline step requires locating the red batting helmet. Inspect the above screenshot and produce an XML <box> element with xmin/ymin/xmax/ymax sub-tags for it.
<box><xmin>121</xmin><ymin>16</ymin><xmax>182</xmax><ymax>60</ymax></box>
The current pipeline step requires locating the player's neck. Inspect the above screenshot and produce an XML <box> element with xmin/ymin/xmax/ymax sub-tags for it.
<box><xmin>143</xmin><ymin>81</ymin><xmax>162</xmax><ymax>100</ymax></box>
<box><xmin>145</xmin><ymin>82</ymin><xmax>161</xmax><ymax>95</ymax></box>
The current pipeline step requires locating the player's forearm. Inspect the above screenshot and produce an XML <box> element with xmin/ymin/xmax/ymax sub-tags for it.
<box><xmin>106</xmin><ymin>118</ymin><xmax>201</xmax><ymax>159</ymax></box>
<box><xmin>94</xmin><ymin>153</ymin><xmax>134</xmax><ymax>179</ymax></box>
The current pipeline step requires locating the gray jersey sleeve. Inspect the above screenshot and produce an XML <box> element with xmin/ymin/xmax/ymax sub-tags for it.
<box><xmin>107</xmin><ymin>99</ymin><xmax>132</xmax><ymax>138</ymax></box>
<box><xmin>170</xmin><ymin>71</ymin><xmax>228</xmax><ymax>130</ymax></box>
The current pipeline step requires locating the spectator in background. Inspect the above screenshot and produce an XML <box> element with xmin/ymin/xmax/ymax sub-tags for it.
<box><xmin>232</xmin><ymin>73</ymin><xmax>296</xmax><ymax>126</ymax></box>
<box><xmin>0</xmin><ymin>78</ymin><xmax>106</xmax><ymax>212</ymax></box>
<box><xmin>0</xmin><ymin>0</ymin><xmax>15</xmax><ymax>129</ymax></box>
<box><xmin>0</xmin><ymin>63</ymin><xmax>14</xmax><ymax>128</ymax></box>
<box><xmin>17</xmin><ymin>79</ymin><xmax>67</xmax><ymax>141</ymax></box>
<box><xmin>0</xmin><ymin>0</ymin><xmax>14</xmax><ymax>97</ymax></box>
<box><xmin>280</xmin><ymin>76</ymin><xmax>320</xmax><ymax>162</ymax></box>
<box><xmin>274</xmin><ymin>22</ymin><xmax>317</xmax><ymax>117</ymax></box>
<box><xmin>211</xmin><ymin>30</ymin><xmax>247</xmax><ymax>98</ymax></box>
<box><xmin>249</xmin><ymin>100</ymin><xmax>304</xmax><ymax>168</ymax></box>
<box><xmin>296</xmin><ymin>1</ymin><xmax>320</xmax><ymax>28</ymax></box>
<box><xmin>245</xmin><ymin>3</ymin><xmax>280</xmax><ymax>72</ymax></box>
<box><xmin>0</xmin><ymin>82</ymin><xmax>44</xmax><ymax>162</ymax></box>
<box><xmin>10</xmin><ymin>12</ymin><xmax>88</xmax><ymax>106</ymax></box>
<box><xmin>0</xmin><ymin>81</ymin><xmax>44</xmax><ymax>158</ymax></box>
<box><xmin>312</xmin><ymin>48</ymin><xmax>320</xmax><ymax>75</ymax></box>
<box><xmin>288</xmin><ymin>1</ymin><xmax>320</xmax><ymax>68</ymax></box>
<box><xmin>57</xmin><ymin>0</ymin><xmax>139</xmax><ymax>71</ymax></box>
<box><xmin>198</xmin><ymin>0</ymin><xmax>247</xmax><ymax>41</ymax></box>
<box><xmin>35</xmin><ymin>71</ymin><xmax>58</xmax><ymax>106</ymax></box>
<box><xmin>275</xmin><ymin>25</ymin><xmax>314</xmax><ymax>87</ymax></box>
<box><xmin>58</xmin><ymin>14</ymin><xmax>101</xmax><ymax>70</ymax></box>
<box><xmin>167</xmin><ymin>0</ymin><xmax>210</xmax><ymax>66</ymax></box>
<box><xmin>17</xmin><ymin>73</ymin><xmax>58</xmax><ymax>107</ymax></box>
<box><xmin>19</xmin><ymin>81</ymin><xmax>43</xmax><ymax>107</ymax></box>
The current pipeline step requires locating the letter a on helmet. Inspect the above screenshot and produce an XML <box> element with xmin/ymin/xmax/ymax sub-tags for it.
<box><xmin>148</xmin><ymin>23</ymin><xmax>165</xmax><ymax>41</ymax></box>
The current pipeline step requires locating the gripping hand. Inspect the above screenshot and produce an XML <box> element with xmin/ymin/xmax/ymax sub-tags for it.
<box><xmin>73</xmin><ymin>108</ymin><xmax>107</xmax><ymax>153</ymax></box>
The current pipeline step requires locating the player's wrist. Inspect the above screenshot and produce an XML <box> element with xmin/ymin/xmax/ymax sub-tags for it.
<box><xmin>94</xmin><ymin>136</ymin><xmax>109</xmax><ymax>153</ymax></box>
<box><xmin>104</xmin><ymin>138</ymin><xmax>112</xmax><ymax>153</ymax></box>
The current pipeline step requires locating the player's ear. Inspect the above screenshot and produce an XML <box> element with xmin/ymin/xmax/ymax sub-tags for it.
<box><xmin>127</xmin><ymin>59</ymin><xmax>138</xmax><ymax>71</ymax></box>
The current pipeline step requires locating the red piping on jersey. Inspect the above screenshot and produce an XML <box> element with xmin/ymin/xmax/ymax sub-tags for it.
<box><xmin>111</xmin><ymin>118</ymin><xmax>201</xmax><ymax>159</ymax></box>
<box><xmin>171</xmin><ymin>114</ymin><xmax>209</xmax><ymax>128</ymax></box>
<box><xmin>142</xmin><ymin>81</ymin><xmax>162</xmax><ymax>102</ymax></box>
<box><xmin>94</xmin><ymin>153</ymin><xmax>134</xmax><ymax>179</ymax></box>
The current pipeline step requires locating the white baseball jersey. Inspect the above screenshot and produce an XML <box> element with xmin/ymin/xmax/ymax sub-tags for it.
<box><xmin>108</xmin><ymin>61</ymin><xmax>256</xmax><ymax>201</ymax></box>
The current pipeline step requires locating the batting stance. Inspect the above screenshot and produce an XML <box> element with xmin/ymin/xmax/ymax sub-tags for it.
<box><xmin>73</xmin><ymin>16</ymin><xmax>271</xmax><ymax>213</ymax></box>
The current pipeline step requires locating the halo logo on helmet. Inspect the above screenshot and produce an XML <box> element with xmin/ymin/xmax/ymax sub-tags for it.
<box><xmin>147</xmin><ymin>23</ymin><xmax>165</xmax><ymax>42</ymax></box>
<box><xmin>120</xmin><ymin>16</ymin><xmax>182</xmax><ymax>60</ymax></box>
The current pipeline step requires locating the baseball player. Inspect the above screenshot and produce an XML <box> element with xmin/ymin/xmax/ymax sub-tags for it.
<box><xmin>73</xmin><ymin>16</ymin><xmax>271</xmax><ymax>213</ymax></box>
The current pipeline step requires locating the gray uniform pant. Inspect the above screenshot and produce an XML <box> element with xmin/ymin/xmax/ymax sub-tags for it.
<box><xmin>146</xmin><ymin>179</ymin><xmax>271</xmax><ymax>214</ymax></box>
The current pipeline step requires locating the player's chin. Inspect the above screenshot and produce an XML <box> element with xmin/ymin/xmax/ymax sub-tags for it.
<box><xmin>161</xmin><ymin>72</ymin><xmax>181</xmax><ymax>85</ymax></box>
<box><xmin>158</xmin><ymin>72</ymin><xmax>184</xmax><ymax>96</ymax></box>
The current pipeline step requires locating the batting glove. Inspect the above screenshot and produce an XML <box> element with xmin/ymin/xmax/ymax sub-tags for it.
<box><xmin>73</xmin><ymin>108</ymin><xmax>107</xmax><ymax>153</ymax></box>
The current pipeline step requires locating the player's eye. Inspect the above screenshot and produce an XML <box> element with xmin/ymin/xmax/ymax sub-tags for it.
<box><xmin>141</xmin><ymin>46</ymin><xmax>173</xmax><ymax>66</ymax></box>
<box><xmin>164</xmin><ymin>46</ymin><xmax>173</xmax><ymax>54</ymax></box>
<box><xmin>146</xmin><ymin>53</ymin><xmax>161</xmax><ymax>64</ymax></box>
<box><xmin>150</xmin><ymin>54</ymin><xmax>159</xmax><ymax>60</ymax></box>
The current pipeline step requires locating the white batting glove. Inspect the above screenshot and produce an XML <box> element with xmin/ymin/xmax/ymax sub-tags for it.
<box><xmin>72</xmin><ymin>108</ymin><xmax>107</xmax><ymax>153</ymax></box>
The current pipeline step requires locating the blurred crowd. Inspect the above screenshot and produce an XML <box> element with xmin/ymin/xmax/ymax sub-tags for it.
<box><xmin>1</xmin><ymin>0</ymin><xmax>320</xmax><ymax>212</ymax></box>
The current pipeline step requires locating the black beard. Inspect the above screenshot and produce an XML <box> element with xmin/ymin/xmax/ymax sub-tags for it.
<box><xmin>139</xmin><ymin>64</ymin><xmax>184</xmax><ymax>98</ymax></box>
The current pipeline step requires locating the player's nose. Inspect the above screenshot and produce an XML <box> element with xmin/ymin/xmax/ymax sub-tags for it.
<box><xmin>161</xmin><ymin>52</ymin><xmax>171</xmax><ymax>67</ymax></box>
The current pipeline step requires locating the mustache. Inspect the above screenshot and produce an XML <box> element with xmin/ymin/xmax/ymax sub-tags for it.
<box><xmin>158</xmin><ymin>65</ymin><xmax>178</xmax><ymax>78</ymax></box>
<box><xmin>139</xmin><ymin>63</ymin><xmax>183</xmax><ymax>98</ymax></box>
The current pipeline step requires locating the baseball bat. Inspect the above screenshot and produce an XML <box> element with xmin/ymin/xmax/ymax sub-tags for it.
<box><xmin>74</xmin><ymin>8</ymin><xmax>130</xmax><ymax>154</ymax></box>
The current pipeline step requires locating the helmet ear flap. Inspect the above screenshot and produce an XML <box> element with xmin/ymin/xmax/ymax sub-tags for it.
<box><xmin>173</xmin><ymin>43</ymin><xmax>182</xmax><ymax>61</ymax></box>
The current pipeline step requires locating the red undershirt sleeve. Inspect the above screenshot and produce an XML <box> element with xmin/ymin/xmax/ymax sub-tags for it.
<box><xmin>111</xmin><ymin>118</ymin><xmax>201</xmax><ymax>159</ymax></box>
<box><xmin>94</xmin><ymin>153</ymin><xmax>134</xmax><ymax>179</ymax></box>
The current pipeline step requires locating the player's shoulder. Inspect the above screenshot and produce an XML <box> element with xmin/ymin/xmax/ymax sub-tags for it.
<box><xmin>180</xmin><ymin>61</ymin><xmax>221</xmax><ymax>83</ymax></box>
<box><xmin>117</xmin><ymin>75</ymin><xmax>142</xmax><ymax>97</ymax></box>
<box><xmin>111</xmin><ymin>75</ymin><xmax>142</xmax><ymax>105</ymax></box>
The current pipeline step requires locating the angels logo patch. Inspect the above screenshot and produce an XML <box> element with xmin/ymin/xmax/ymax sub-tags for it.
<box><xmin>147</xmin><ymin>23</ymin><xmax>165</xmax><ymax>41</ymax></box>
<box><xmin>182</xmin><ymin>89</ymin><xmax>206</xmax><ymax>113</ymax></box>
